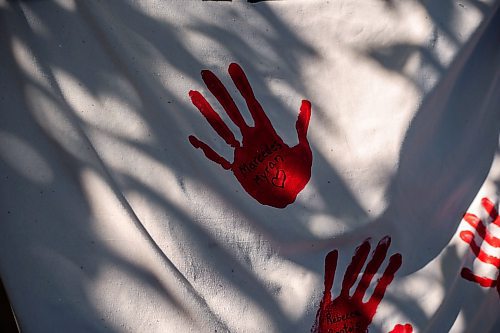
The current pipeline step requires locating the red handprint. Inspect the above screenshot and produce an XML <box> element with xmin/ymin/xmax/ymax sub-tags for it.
<box><xmin>459</xmin><ymin>197</ymin><xmax>500</xmax><ymax>296</ymax></box>
<box><xmin>188</xmin><ymin>63</ymin><xmax>312</xmax><ymax>208</ymax></box>
<box><xmin>312</xmin><ymin>236</ymin><xmax>403</xmax><ymax>333</ymax></box>
<box><xmin>389</xmin><ymin>323</ymin><xmax>413</xmax><ymax>333</ymax></box>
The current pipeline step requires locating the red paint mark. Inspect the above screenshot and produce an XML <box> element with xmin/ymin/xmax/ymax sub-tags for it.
<box><xmin>460</xmin><ymin>268</ymin><xmax>497</xmax><ymax>288</ymax></box>
<box><xmin>459</xmin><ymin>231</ymin><xmax>500</xmax><ymax>267</ymax></box>
<box><xmin>463</xmin><ymin>213</ymin><xmax>500</xmax><ymax>247</ymax></box>
<box><xmin>389</xmin><ymin>323</ymin><xmax>413</xmax><ymax>333</ymax></box>
<box><xmin>312</xmin><ymin>236</ymin><xmax>402</xmax><ymax>333</ymax></box>
<box><xmin>459</xmin><ymin>197</ymin><xmax>500</xmax><ymax>296</ymax></box>
<box><xmin>188</xmin><ymin>63</ymin><xmax>312</xmax><ymax>208</ymax></box>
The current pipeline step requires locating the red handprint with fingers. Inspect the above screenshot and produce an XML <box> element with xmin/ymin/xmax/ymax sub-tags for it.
<box><xmin>459</xmin><ymin>197</ymin><xmax>500</xmax><ymax>295</ymax></box>
<box><xmin>188</xmin><ymin>63</ymin><xmax>312</xmax><ymax>208</ymax></box>
<box><xmin>312</xmin><ymin>236</ymin><xmax>408</xmax><ymax>333</ymax></box>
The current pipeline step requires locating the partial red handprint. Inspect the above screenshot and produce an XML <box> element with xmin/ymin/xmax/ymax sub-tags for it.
<box><xmin>459</xmin><ymin>197</ymin><xmax>500</xmax><ymax>296</ymax></box>
<box><xmin>188</xmin><ymin>63</ymin><xmax>312</xmax><ymax>208</ymax></box>
<box><xmin>312</xmin><ymin>236</ymin><xmax>404</xmax><ymax>333</ymax></box>
<box><xmin>389</xmin><ymin>323</ymin><xmax>413</xmax><ymax>333</ymax></box>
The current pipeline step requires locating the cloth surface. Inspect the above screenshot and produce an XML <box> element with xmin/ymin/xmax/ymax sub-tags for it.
<box><xmin>0</xmin><ymin>0</ymin><xmax>499</xmax><ymax>332</ymax></box>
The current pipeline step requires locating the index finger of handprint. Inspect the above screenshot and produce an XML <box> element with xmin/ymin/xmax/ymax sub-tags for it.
<box><xmin>189</xmin><ymin>90</ymin><xmax>240</xmax><ymax>148</ymax></box>
<box><xmin>367</xmin><ymin>253</ymin><xmax>402</xmax><ymax>309</ymax></box>
<box><xmin>201</xmin><ymin>70</ymin><xmax>249</xmax><ymax>132</ymax></box>
<box><xmin>228</xmin><ymin>63</ymin><xmax>272</xmax><ymax>128</ymax></box>
<box><xmin>340</xmin><ymin>239</ymin><xmax>371</xmax><ymax>297</ymax></box>
<box><xmin>460</xmin><ymin>267</ymin><xmax>497</xmax><ymax>287</ymax></box>
<box><xmin>353</xmin><ymin>236</ymin><xmax>391</xmax><ymax>302</ymax></box>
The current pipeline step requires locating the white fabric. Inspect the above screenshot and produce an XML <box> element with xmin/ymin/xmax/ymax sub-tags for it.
<box><xmin>0</xmin><ymin>0</ymin><xmax>499</xmax><ymax>332</ymax></box>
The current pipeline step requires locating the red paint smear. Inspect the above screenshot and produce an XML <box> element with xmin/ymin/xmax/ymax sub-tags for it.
<box><xmin>389</xmin><ymin>323</ymin><xmax>413</xmax><ymax>333</ymax></box>
<box><xmin>188</xmin><ymin>63</ymin><xmax>312</xmax><ymax>208</ymax></box>
<box><xmin>459</xmin><ymin>197</ymin><xmax>500</xmax><ymax>296</ymax></box>
<box><xmin>463</xmin><ymin>213</ymin><xmax>500</xmax><ymax>247</ymax></box>
<box><xmin>312</xmin><ymin>236</ymin><xmax>402</xmax><ymax>333</ymax></box>
<box><xmin>460</xmin><ymin>268</ymin><xmax>497</xmax><ymax>288</ymax></box>
<box><xmin>481</xmin><ymin>197</ymin><xmax>500</xmax><ymax>224</ymax></box>
<box><xmin>460</xmin><ymin>231</ymin><xmax>500</xmax><ymax>268</ymax></box>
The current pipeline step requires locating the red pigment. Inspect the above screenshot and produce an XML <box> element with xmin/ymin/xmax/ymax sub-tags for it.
<box><xmin>459</xmin><ymin>197</ymin><xmax>500</xmax><ymax>296</ymax></box>
<box><xmin>389</xmin><ymin>323</ymin><xmax>413</xmax><ymax>333</ymax></box>
<box><xmin>463</xmin><ymin>213</ymin><xmax>500</xmax><ymax>247</ymax></box>
<box><xmin>312</xmin><ymin>236</ymin><xmax>402</xmax><ymax>333</ymax></box>
<box><xmin>459</xmin><ymin>231</ymin><xmax>500</xmax><ymax>267</ymax></box>
<box><xmin>188</xmin><ymin>63</ymin><xmax>312</xmax><ymax>208</ymax></box>
<box><xmin>460</xmin><ymin>267</ymin><xmax>497</xmax><ymax>288</ymax></box>
<box><xmin>481</xmin><ymin>197</ymin><xmax>500</xmax><ymax>224</ymax></box>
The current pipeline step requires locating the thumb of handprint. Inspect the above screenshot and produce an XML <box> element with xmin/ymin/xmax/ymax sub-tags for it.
<box><xmin>188</xmin><ymin>63</ymin><xmax>312</xmax><ymax>208</ymax></box>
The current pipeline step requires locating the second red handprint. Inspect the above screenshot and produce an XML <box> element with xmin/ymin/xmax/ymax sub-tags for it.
<box><xmin>188</xmin><ymin>63</ymin><xmax>312</xmax><ymax>208</ymax></box>
<box><xmin>312</xmin><ymin>236</ymin><xmax>404</xmax><ymax>333</ymax></box>
<box><xmin>459</xmin><ymin>197</ymin><xmax>500</xmax><ymax>296</ymax></box>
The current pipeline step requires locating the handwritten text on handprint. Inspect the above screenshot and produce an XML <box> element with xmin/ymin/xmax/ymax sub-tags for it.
<box><xmin>188</xmin><ymin>63</ymin><xmax>312</xmax><ymax>208</ymax></box>
<box><xmin>312</xmin><ymin>236</ymin><xmax>404</xmax><ymax>333</ymax></box>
